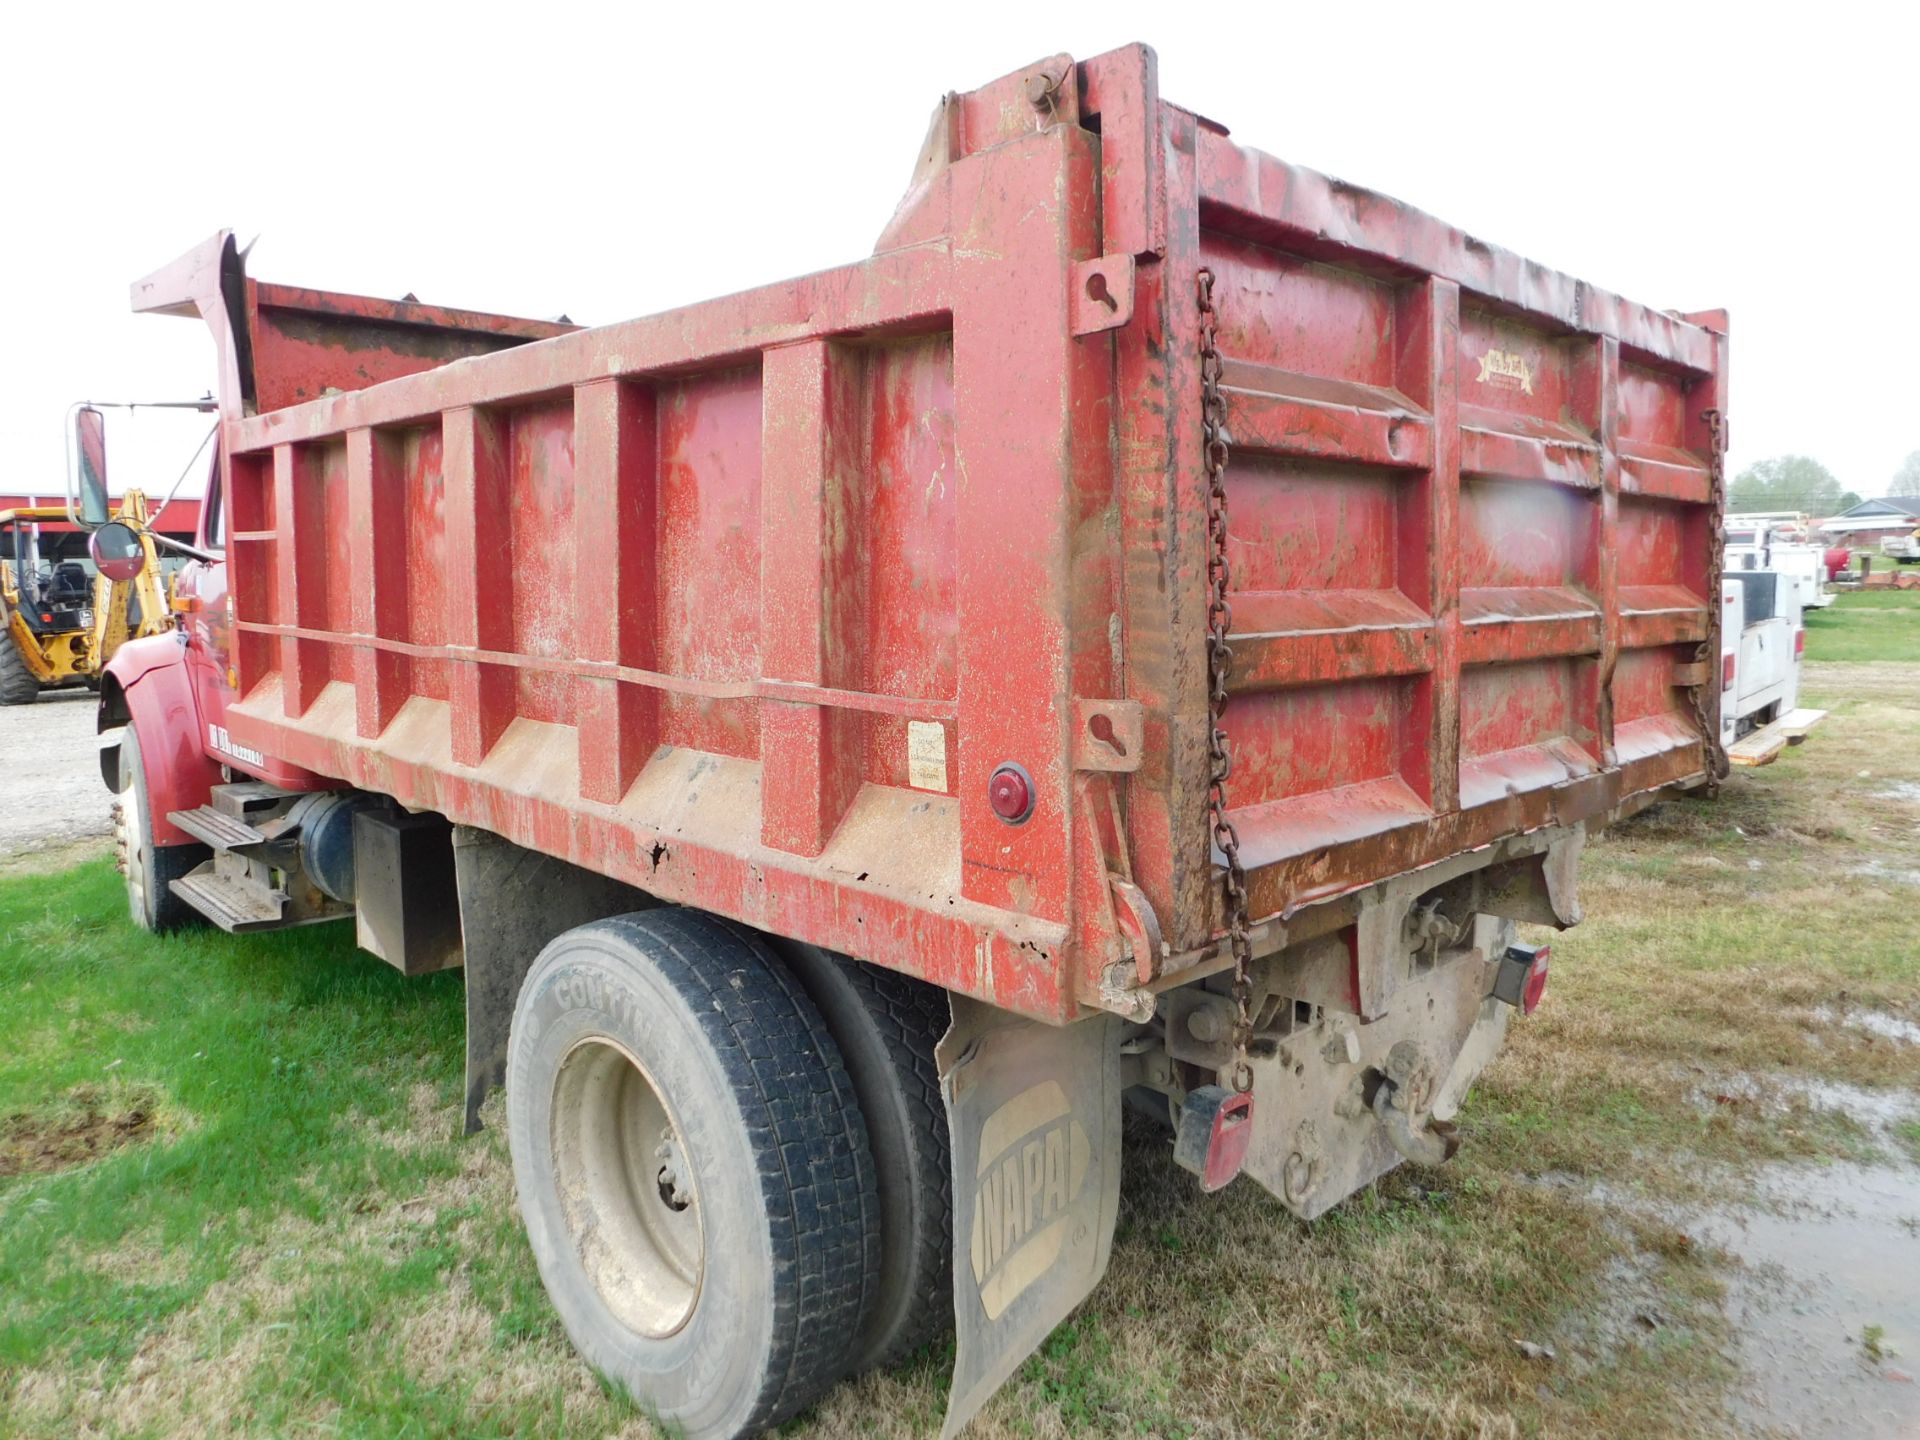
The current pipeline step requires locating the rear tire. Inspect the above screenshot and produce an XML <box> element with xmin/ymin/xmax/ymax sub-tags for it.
<box><xmin>115</xmin><ymin>727</ymin><xmax>207</xmax><ymax>932</ymax></box>
<box><xmin>0</xmin><ymin>639</ymin><xmax>38</xmax><ymax>705</ymax></box>
<box><xmin>506</xmin><ymin>909</ymin><xmax>881</xmax><ymax>1439</ymax></box>
<box><xmin>778</xmin><ymin>942</ymin><xmax>953</xmax><ymax>1369</ymax></box>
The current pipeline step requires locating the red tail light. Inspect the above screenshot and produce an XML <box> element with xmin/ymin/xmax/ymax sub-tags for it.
<box><xmin>1494</xmin><ymin>942</ymin><xmax>1551</xmax><ymax>1013</ymax></box>
<box><xmin>1173</xmin><ymin>1085</ymin><xmax>1254</xmax><ymax>1192</ymax></box>
<box><xmin>1794</xmin><ymin>630</ymin><xmax>1805</xmax><ymax>658</ymax></box>
<box><xmin>1722</xmin><ymin>652</ymin><xmax>1736</xmax><ymax>691</ymax></box>
<box><xmin>1522</xmin><ymin>947</ymin><xmax>1551</xmax><ymax>1015</ymax></box>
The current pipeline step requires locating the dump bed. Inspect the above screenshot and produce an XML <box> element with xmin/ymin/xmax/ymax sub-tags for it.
<box><xmin>187</xmin><ymin>45</ymin><xmax>1724</xmax><ymax>1023</ymax></box>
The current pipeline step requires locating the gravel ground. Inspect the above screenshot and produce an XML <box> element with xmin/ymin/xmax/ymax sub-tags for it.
<box><xmin>0</xmin><ymin>688</ymin><xmax>113</xmax><ymax>870</ymax></box>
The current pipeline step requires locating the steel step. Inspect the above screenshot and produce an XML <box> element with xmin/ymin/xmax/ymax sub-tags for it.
<box><xmin>169</xmin><ymin>804</ymin><xmax>267</xmax><ymax>852</ymax></box>
<box><xmin>210</xmin><ymin>781</ymin><xmax>294</xmax><ymax>822</ymax></box>
<box><xmin>171</xmin><ymin>870</ymin><xmax>287</xmax><ymax>932</ymax></box>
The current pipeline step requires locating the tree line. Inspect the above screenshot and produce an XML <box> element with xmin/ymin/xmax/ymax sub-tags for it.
<box><xmin>1729</xmin><ymin>450</ymin><xmax>1920</xmax><ymax>515</ymax></box>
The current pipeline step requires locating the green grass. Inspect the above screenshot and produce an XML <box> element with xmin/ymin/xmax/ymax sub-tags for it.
<box><xmin>0</xmin><ymin>882</ymin><xmax>1757</xmax><ymax>1440</ymax></box>
<box><xmin>1803</xmin><ymin>589</ymin><xmax>1920</xmax><ymax>662</ymax></box>
<box><xmin>0</xmin><ymin>865</ymin><xmax>612</xmax><ymax>1438</ymax></box>
<box><xmin>3</xmin><ymin>606</ymin><xmax>1919</xmax><ymax>1438</ymax></box>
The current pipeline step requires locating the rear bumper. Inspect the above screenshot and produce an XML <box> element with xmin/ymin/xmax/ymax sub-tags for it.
<box><xmin>1727</xmin><ymin>707</ymin><xmax>1826</xmax><ymax>767</ymax></box>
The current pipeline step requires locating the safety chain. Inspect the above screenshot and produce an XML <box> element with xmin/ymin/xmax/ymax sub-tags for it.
<box><xmin>1690</xmin><ymin>408</ymin><xmax>1732</xmax><ymax>793</ymax></box>
<box><xmin>1197</xmin><ymin>268</ymin><xmax>1255</xmax><ymax>1095</ymax></box>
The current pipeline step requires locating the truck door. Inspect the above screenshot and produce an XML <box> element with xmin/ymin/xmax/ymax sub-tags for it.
<box><xmin>174</xmin><ymin>452</ymin><xmax>236</xmax><ymax>752</ymax></box>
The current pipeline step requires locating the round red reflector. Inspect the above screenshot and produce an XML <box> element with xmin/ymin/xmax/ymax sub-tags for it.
<box><xmin>987</xmin><ymin>763</ymin><xmax>1034</xmax><ymax>825</ymax></box>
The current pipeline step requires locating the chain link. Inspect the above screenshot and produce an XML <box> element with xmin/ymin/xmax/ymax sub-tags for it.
<box><xmin>1197</xmin><ymin>268</ymin><xmax>1255</xmax><ymax>1095</ymax></box>
<box><xmin>1689</xmin><ymin>408</ymin><xmax>1732</xmax><ymax>794</ymax></box>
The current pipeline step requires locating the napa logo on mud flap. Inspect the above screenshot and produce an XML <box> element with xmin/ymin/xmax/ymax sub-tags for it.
<box><xmin>969</xmin><ymin>1080</ymin><xmax>1091</xmax><ymax>1320</ymax></box>
<box><xmin>1475</xmin><ymin>347</ymin><xmax>1535</xmax><ymax>396</ymax></box>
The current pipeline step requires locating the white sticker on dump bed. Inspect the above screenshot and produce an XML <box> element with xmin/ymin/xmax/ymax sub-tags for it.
<box><xmin>907</xmin><ymin>720</ymin><xmax>948</xmax><ymax>792</ymax></box>
<box><xmin>208</xmin><ymin>723</ymin><xmax>265</xmax><ymax>768</ymax></box>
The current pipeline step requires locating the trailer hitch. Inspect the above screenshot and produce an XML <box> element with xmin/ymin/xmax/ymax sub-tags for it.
<box><xmin>1370</xmin><ymin>1041</ymin><xmax>1460</xmax><ymax>1168</ymax></box>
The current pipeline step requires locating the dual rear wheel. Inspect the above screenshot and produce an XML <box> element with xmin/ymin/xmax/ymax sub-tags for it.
<box><xmin>506</xmin><ymin>910</ymin><xmax>951</xmax><ymax>1439</ymax></box>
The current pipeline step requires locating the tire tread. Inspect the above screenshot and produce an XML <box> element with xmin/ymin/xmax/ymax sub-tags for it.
<box><xmin>584</xmin><ymin>910</ymin><xmax>881</xmax><ymax>1432</ymax></box>
<box><xmin>0</xmin><ymin>637</ymin><xmax>40</xmax><ymax>705</ymax></box>
<box><xmin>833</xmin><ymin>959</ymin><xmax>953</xmax><ymax>1363</ymax></box>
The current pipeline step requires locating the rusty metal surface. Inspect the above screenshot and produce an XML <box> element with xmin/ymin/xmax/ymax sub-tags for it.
<box><xmin>135</xmin><ymin>44</ymin><xmax>1724</xmax><ymax>1026</ymax></box>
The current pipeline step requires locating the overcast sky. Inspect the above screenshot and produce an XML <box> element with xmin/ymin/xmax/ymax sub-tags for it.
<box><xmin>4</xmin><ymin>0</ymin><xmax>1914</xmax><ymax>507</ymax></box>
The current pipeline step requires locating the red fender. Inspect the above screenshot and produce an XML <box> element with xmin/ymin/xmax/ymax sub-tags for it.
<box><xmin>97</xmin><ymin>633</ymin><xmax>223</xmax><ymax>849</ymax></box>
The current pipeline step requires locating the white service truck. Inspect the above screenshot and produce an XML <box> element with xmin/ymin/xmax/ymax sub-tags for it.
<box><xmin>1719</xmin><ymin>568</ymin><xmax>1825</xmax><ymax>766</ymax></box>
<box><xmin>1880</xmin><ymin>529</ymin><xmax>1920</xmax><ymax>563</ymax></box>
<box><xmin>1723</xmin><ymin>517</ymin><xmax>1832</xmax><ymax>610</ymax></box>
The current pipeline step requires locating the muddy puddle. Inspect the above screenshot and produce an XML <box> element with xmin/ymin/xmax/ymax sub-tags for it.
<box><xmin>1702</xmin><ymin>1160</ymin><xmax>1920</xmax><ymax>1437</ymax></box>
<box><xmin>1575</xmin><ymin>1077</ymin><xmax>1920</xmax><ymax>1436</ymax></box>
<box><xmin>1813</xmin><ymin>1006</ymin><xmax>1920</xmax><ymax>1046</ymax></box>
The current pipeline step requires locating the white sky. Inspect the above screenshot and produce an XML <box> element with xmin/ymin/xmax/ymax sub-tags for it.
<box><xmin>4</xmin><ymin>0</ymin><xmax>1915</xmax><ymax>505</ymax></box>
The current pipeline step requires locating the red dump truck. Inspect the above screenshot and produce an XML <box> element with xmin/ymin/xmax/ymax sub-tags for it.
<box><xmin>89</xmin><ymin>44</ymin><xmax>1728</xmax><ymax>1439</ymax></box>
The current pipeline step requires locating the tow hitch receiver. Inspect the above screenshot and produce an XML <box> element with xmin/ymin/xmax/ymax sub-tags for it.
<box><xmin>1173</xmin><ymin>1085</ymin><xmax>1254</xmax><ymax>1192</ymax></box>
<box><xmin>1492</xmin><ymin>943</ymin><xmax>1551</xmax><ymax>1015</ymax></box>
<box><xmin>1370</xmin><ymin>1040</ymin><xmax>1462</xmax><ymax>1168</ymax></box>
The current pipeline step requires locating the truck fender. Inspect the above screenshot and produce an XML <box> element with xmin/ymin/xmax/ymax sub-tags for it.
<box><xmin>95</xmin><ymin>633</ymin><xmax>223</xmax><ymax>849</ymax></box>
<box><xmin>937</xmin><ymin>999</ymin><xmax>1122</xmax><ymax>1439</ymax></box>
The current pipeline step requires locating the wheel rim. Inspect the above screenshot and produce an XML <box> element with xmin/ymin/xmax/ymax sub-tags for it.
<box><xmin>118</xmin><ymin>766</ymin><xmax>149</xmax><ymax>924</ymax></box>
<box><xmin>550</xmin><ymin>1036</ymin><xmax>705</xmax><ymax>1339</ymax></box>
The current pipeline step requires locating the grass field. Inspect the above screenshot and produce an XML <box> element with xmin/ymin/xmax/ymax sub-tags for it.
<box><xmin>1804</xmin><ymin>587</ymin><xmax>1920</xmax><ymax>663</ymax></box>
<box><xmin>4</xmin><ymin>603</ymin><xmax>1919</xmax><ymax>1438</ymax></box>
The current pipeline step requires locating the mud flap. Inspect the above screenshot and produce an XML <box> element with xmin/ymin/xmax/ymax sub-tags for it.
<box><xmin>453</xmin><ymin>827</ymin><xmax>652</xmax><ymax>1134</ymax></box>
<box><xmin>936</xmin><ymin>997</ymin><xmax>1122</xmax><ymax>1439</ymax></box>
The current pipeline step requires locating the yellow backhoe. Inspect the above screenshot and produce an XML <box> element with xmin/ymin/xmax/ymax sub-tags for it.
<box><xmin>1</xmin><ymin>406</ymin><xmax>186</xmax><ymax>703</ymax></box>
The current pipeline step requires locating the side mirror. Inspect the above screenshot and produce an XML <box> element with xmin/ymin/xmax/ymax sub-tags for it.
<box><xmin>89</xmin><ymin>521</ymin><xmax>147</xmax><ymax>582</ymax></box>
<box><xmin>74</xmin><ymin>406</ymin><xmax>111</xmax><ymax>526</ymax></box>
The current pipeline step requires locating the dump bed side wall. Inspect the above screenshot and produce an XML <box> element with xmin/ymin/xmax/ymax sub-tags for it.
<box><xmin>218</xmin><ymin>122</ymin><xmax>1115</xmax><ymax>1022</ymax></box>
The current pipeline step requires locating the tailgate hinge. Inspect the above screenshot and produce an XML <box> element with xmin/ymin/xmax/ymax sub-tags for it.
<box><xmin>1070</xmin><ymin>255</ymin><xmax>1136</xmax><ymax>336</ymax></box>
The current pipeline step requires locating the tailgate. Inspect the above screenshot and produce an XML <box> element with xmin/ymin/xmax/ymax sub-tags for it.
<box><xmin>1145</xmin><ymin>122</ymin><xmax>1728</xmax><ymax>946</ymax></box>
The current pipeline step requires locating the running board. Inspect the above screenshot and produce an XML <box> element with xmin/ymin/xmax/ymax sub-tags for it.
<box><xmin>169</xmin><ymin>804</ymin><xmax>269</xmax><ymax>852</ymax></box>
<box><xmin>170</xmin><ymin>868</ymin><xmax>292</xmax><ymax>932</ymax></box>
<box><xmin>169</xmin><ymin>862</ymin><xmax>353</xmax><ymax>933</ymax></box>
<box><xmin>166</xmin><ymin>785</ymin><xmax>355</xmax><ymax>934</ymax></box>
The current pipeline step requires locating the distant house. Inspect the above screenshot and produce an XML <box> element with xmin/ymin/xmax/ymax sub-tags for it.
<box><xmin>1819</xmin><ymin>496</ymin><xmax>1920</xmax><ymax>540</ymax></box>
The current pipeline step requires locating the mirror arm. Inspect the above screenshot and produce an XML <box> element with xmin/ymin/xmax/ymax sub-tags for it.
<box><xmin>150</xmin><ymin>533</ymin><xmax>222</xmax><ymax>564</ymax></box>
<box><xmin>63</xmin><ymin>401</ymin><xmax>85</xmax><ymax>526</ymax></box>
